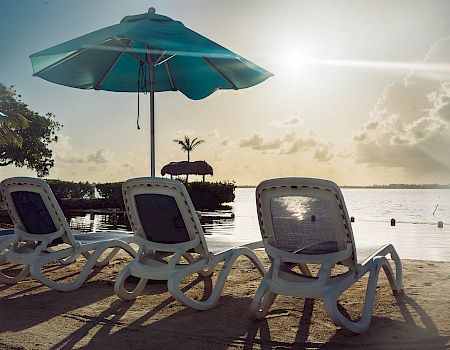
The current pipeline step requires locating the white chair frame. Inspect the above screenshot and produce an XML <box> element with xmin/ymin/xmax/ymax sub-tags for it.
<box><xmin>0</xmin><ymin>177</ymin><xmax>136</xmax><ymax>291</ymax></box>
<box><xmin>250</xmin><ymin>177</ymin><xmax>402</xmax><ymax>333</ymax></box>
<box><xmin>114</xmin><ymin>177</ymin><xmax>265</xmax><ymax>310</ymax></box>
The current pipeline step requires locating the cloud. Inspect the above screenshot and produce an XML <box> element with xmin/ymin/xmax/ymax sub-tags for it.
<box><xmin>314</xmin><ymin>145</ymin><xmax>334</xmax><ymax>162</ymax></box>
<box><xmin>88</xmin><ymin>148</ymin><xmax>112</xmax><ymax>164</ymax></box>
<box><xmin>207</xmin><ymin>129</ymin><xmax>219</xmax><ymax>137</ymax></box>
<box><xmin>52</xmin><ymin>135</ymin><xmax>114</xmax><ymax>167</ymax></box>
<box><xmin>173</xmin><ymin>129</ymin><xmax>194</xmax><ymax>139</ymax></box>
<box><xmin>279</xmin><ymin>135</ymin><xmax>317</xmax><ymax>154</ymax></box>
<box><xmin>354</xmin><ymin>37</ymin><xmax>450</xmax><ymax>177</ymax></box>
<box><xmin>240</xmin><ymin>131</ymin><xmax>334</xmax><ymax>162</ymax></box>
<box><xmin>239</xmin><ymin>134</ymin><xmax>282</xmax><ymax>150</ymax></box>
<box><xmin>270</xmin><ymin>116</ymin><xmax>303</xmax><ymax>128</ymax></box>
<box><xmin>220</xmin><ymin>138</ymin><xmax>230</xmax><ymax>146</ymax></box>
<box><xmin>53</xmin><ymin>135</ymin><xmax>84</xmax><ymax>164</ymax></box>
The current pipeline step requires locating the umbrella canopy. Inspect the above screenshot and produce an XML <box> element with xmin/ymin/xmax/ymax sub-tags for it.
<box><xmin>30</xmin><ymin>8</ymin><xmax>273</xmax><ymax>176</ymax></box>
<box><xmin>161</xmin><ymin>160</ymin><xmax>213</xmax><ymax>176</ymax></box>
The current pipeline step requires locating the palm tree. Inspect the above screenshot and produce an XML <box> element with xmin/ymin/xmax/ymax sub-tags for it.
<box><xmin>173</xmin><ymin>136</ymin><xmax>205</xmax><ymax>162</ymax></box>
<box><xmin>0</xmin><ymin>86</ymin><xmax>29</xmax><ymax>147</ymax></box>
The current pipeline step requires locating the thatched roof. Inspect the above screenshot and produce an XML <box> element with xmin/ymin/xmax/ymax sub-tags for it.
<box><xmin>161</xmin><ymin>161</ymin><xmax>213</xmax><ymax>176</ymax></box>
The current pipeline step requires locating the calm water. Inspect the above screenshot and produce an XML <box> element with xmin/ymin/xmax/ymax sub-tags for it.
<box><xmin>69</xmin><ymin>188</ymin><xmax>450</xmax><ymax>261</ymax></box>
<box><xmin>342</xmin><ymin>188</ymin><xmax>450</xmax><ymax>225</ymax></box>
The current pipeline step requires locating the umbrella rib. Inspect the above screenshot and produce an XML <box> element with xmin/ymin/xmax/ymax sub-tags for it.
<box><xmin>154</xmin><ymin>51</ymin><xmax>167</xmax><ymax>65</ymax></box>
<box><xmin>115</xmin><ymin>38</ymin><xmax>146</xmax><ymax>64</ymax></box>
<box><xmin>94</xmin><ymin>41</ymin><xmax>129</xmax><ymax>90</ymax></box>
<box><xmin>164</xmin><ymin>62</ymin><xmax>176</xmax><ymax>91</ymax></box>
<box><xmin>202</xmin><ymin>57</ymin><xmax>238</xmax><ymax>90</ymax></box>
<box><xmin>32</xmin><ymin>38</ymin><xmax>116</xmax><ymax>76</ymax></box>
<box><xmin>145</xmin><ymin>45</ymin><xmax>154</xmax><ymax>64</ymax></box>
<box><xmin>155</xmin><ymin>54</ymin><xmax>176</xmax><ymax>66</ymax></box>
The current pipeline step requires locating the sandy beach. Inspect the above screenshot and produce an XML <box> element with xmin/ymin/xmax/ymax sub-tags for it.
<box><xmin>0</xmin><ymin>250</ymin><xmax>449</xmax><ymax>349</ymax></box>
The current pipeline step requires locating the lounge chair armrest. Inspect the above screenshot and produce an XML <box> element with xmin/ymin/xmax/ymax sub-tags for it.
<box><xmin>266</xmin><ymin>243</ymin><xmax>353</xmax><ymax>265</ymax></box>
<box><xmin>12</xmin><ymin>227</ymin><xmax>66</xmax><ymax>252</ymax></box>
<box><xmin>133</xmin><ymin>235</ymin><xmax>201</xmax><ymax>253</ymax></box>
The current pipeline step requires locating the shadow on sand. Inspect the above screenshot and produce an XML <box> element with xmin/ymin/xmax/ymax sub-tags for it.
<box><xmin>2</xmin><ymin>274</ymin><xmax>447</xmax><ymax>350</ymax></box>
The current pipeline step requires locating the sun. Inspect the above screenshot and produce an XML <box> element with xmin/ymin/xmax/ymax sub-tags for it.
<box><xmin>275</xmin><ymin>47</ymin><xmax>311</xmax><ymax>79</ymax></box>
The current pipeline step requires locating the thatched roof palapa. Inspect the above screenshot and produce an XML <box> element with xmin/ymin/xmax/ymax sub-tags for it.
<box><xmin>161</xmin><ymin>161</ymin><xmax>213</xmax><ymax>176</ymax></box>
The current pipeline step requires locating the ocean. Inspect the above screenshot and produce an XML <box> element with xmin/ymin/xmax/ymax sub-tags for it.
<box><xmin>68</xmin><ymin>188</ymin><xmax>450</xmax><ymax>261</ymax></box>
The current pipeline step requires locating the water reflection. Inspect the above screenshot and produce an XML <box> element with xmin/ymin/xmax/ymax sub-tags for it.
<box><xmin>67</xmin><ymin>189</ymin><xmax>263</xmax><ymax>249</ymax></box>
<box><xmin>68</xmin><ymin>213</ymin><xmax>130</xmax><ymax>233</ymax></box>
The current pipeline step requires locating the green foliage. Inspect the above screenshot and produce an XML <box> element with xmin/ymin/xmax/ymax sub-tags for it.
<box><xmin>187</xmin><ymin>181</ymin><xmax>236</xmax><ymax>209</ymax></box>
<box><xmin>47</xmin><ymin>179</ymin><xmax>94</xmax><ymax>200</ymax></box>
<box><xmin>0</xmin><ymin>107</ymin><xmax>29</xmax><ymax>147</ymax></box>
<box><xmin>17</xmin><ymin>179</ymin><xmax>236</xmax><ymax>212</ymax></box>
<box><xmin>0</xmin><ymin>83</ymin><xmax>61</xmax><ymax>177</ymax></box>
<box><xmin>94</xmin><ymin>180</ymin><xmax>236</xmax><ymax>210</ymax></box>
<box><xmin>95</xmin><ymin>182</ymin><xmax>124</xmax><ymax>208</ymax></box>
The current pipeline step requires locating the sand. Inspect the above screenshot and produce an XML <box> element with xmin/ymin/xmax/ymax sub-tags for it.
<box><xmin>0</xmin><ymin>250</ymin><xmax>449</xmax><ymax>349</ymax></box>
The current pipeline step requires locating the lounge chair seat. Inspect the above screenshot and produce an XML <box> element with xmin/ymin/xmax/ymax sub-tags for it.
<box><xmin>0</xmin><ymin>177</ymin><xmax>136</xmax><ymax>290</ymax></box>
<box><xmin>250</xmin><ymin>177</ymin><xmax>402</xmax><ymax>333</ymax></box>
<box><xmin>114</xmin><ymin>177</ymin><xmax>265</xmax><ymax>310</ymax></box>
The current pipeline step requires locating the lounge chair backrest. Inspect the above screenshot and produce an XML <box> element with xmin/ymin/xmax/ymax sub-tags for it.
<box><xmin>256</xmin><ymin>178</ymin><xmax>357</xmax><ymax>269</ymax></box>
<box><xmin>0</xmin><ymin>177</ymin><xmax>77</xmax><ymax>246</ymax></box>
<box><xmin>122</xmin><ymin>177</ymin><xmax>208</xmax><ymax>256</ymax></box>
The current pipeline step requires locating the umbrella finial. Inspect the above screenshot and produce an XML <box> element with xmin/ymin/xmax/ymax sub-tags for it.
<box><xmin>148</xmin><ymin>7</ymin><xmax>156</xmax><ymax>14</ymax></box>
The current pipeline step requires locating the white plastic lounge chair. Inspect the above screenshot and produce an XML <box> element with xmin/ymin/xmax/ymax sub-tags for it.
<box><xmin>0</xmin><ymin>230</ymin><xmax>14</xmax><ymax>265</ymax></box>
<box><xmin>114</xmin><ymin>177</ymin><xmax>265</xmax><ymax>310</ymax></box>
<box><xmin>0</xmin><ymin>177</ymin><xmax>136</xmax><ymax>290</ymax></box>
<box><xmin>250</xmin><ymin>178</ymin><xmax>402</xmax><ymax>333</ymax></box>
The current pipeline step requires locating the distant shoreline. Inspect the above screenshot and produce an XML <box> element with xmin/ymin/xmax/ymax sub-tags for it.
<box><xmin>238</xmin><ymin>184</ymin><xmax>450</xmax><ymax>189</ymax></box>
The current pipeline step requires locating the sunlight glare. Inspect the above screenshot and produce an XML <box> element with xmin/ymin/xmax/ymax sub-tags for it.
<box><xmin>275</xmin><ymin>47</ymin><xmax>311</xmax><ymax>79</ymax></box>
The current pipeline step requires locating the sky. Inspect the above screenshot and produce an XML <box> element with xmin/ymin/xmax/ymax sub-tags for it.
<box><xmin>1</xmin><ymin>0</ymin><xmax>450</xmax><ymax>185</ymax></box>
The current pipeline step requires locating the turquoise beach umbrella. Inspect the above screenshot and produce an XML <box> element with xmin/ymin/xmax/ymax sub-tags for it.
<box><xmin>30</xmin><ymin>8</ymin><xmax>273</xmax><ymax>176</ymax></box>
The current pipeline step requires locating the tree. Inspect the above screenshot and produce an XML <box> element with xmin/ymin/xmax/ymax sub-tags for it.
<box><xmin>0</xmin><ymin>85</ymin><xmax>29</xmax><ymax>147</ymax></box>
<box><xmin>173</xmin><ymin>136</ymin><xmax>205</xmax><ymax>162</ymax></box>
<box><xmin>0</xmin><ymin>83</ymin><xmax>61</xmax><ymax>177</ymax></box>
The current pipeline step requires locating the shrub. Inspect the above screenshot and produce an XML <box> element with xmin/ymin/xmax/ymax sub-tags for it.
<box><xmin>47</xmin><ymin>180</ymin><xmax>236</xmax><ymax>211</ymax></box>
<box><xmin>95</xmin><ymin>182</ymin><xmax>124</xmax><ymax>208</ymax></box>
<box><xmin>47</xmin><ymin>179</ymin><xmax>94</xmax><ymax>200</ymax></box>
<box><xmin>187</xmin><ymin>181</ymin><xmax>235</xmax><ymax>209</ymax></box>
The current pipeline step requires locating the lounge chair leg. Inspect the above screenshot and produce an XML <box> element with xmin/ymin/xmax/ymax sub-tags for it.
<box><xmin>0</xmin><ymin>265</ymin><xmax>30</xmax><ymax>284</ymax></box>
<box><xmin>324</xmin><ymin>255</ymin><xmax>402</xmax><ymax>333</ymax></box>
<box><xmin>168</xmin><ymin>248</ymin><xmax>265</xmax><ymax>311</ymax></box>
<box><xmin>93</xmin><ymin>247</ymin><xmax>121</xmax><ymax>267</ymax></box>
<box><xmin>249</xmin><ymin>278</ymin><xmax>276</xmax><ymax>319</ymax></box>
<box><xmin>298</xmin><ymin>263</ymin><xmax>312</xmax><ymax>277</ymax></box>
<box><xmin>167</xmin><ymin>259</ymin><xmax>216</xmax><ymax>310</ymax></box>
<box><xmin>114</xmin><ymin>266</ymin><xmax>148</xmax><ymax>300</ymax></box>
<box><xmin>30</xmin><ymin>241</ymin><xmax>136</xmax><ymax>292</ymax></box>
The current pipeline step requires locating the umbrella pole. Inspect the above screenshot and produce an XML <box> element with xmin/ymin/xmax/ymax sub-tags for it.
<box><xmin>150</xmin><ymin>63</ymin><xmax>155</xmax><ymax>177</ymax></box>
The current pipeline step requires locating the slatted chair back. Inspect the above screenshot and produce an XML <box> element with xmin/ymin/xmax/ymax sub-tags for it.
<box><xmin>0</xmin><ymin>177</ymin><xmax>76</xmax><ymax>247</ymax></box>
<box><xmin>122</xmin><ymin>177</ymin><xmax>208</xmax><ymax>256</ymax></box>
<box><xmin>256</xmin><ymin>178</ymin><xmax>357</xmax><ymax>270</ymax></box>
